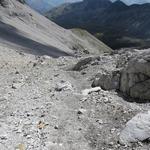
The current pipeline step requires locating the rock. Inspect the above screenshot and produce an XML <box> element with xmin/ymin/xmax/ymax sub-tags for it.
<box><xmin>16</xmin><ymin>144</ymin><xmax>25</xmax><ymax>150</ymax></box>
<box><xmin>54</xmin><ymin>125</ymin><xmax>59</xmax><ymax>129</ymax></box>
<box><xmin>120</xmin><ymin>50</ymin><xmax>150</xmax><ymax>101</ymax></box>
<box><xmin>55</xmin><ymin>81</ymin><xmax>73</xmax><ymax>91</ymax></box>
<box><xmin>101</xmin><ymin>97</ymin><xmax>110</xmax><ymax>103</ymax></box>
<box><xmin>119</xmin><ymin>111</ymin><xmax>150</xmax><ymax>145</ymax></box>
<box><xmin>77</xmin><ymin>108</ymin><xmax>87</xmax><ymax>115</ymax></box>
<box><xmin>72</xmin><ymin>56</ymin><xmax>100</xmax><ymax>71</ymax></box>
<box><xmin>82</xmin><ymin>87</ymin><xmax>101</xmax><ymax>96</ymax></box>
<box><xmin>37</xmin><ymin>121</ymin><xmax>46</xmax><ymax>130</ymax></box>
<box><xmin>12</xmin><ymin>81</ymin><xmax>24</xmax><ymax>89</ymax></box>
<box><xmin>12</xmin><ymin>83</ymin><xmax>21</xmax><ymax>89</ymax></box>
<box><xmin>0</xmin><ymin>0</ymin><xmax>9</xmax><ymax>7</ymax></box>
<box><xmin>92</xmin><ymin>70</ymin><xmax>120</xmax><ymax>90</ymax></box>
<box><xmin>96</xmin><ymin>119</ymin><xmax>103</xmax><ymax>124</ymax></box>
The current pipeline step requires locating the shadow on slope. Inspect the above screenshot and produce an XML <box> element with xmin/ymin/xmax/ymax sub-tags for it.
<box><xmin>0</xmin><ymin>21</ymin><xmax>71</xmax><ymax>58</ymax></box>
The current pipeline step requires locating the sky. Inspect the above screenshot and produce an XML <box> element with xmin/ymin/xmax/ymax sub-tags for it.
<box><xmin>112</xmin><ymin>0</ymin><xmax>150</xmax><ymax>5</ymax></box>
<box><xmin>54</xmin><ymin>0</ymin><xmax>150</xmax><ymax>5</ymax></box>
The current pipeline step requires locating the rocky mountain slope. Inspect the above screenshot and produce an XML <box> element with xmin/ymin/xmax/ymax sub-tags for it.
<box><xmin>0</xmin><ymin>38</ymin><xmax>150</xmax><ymax>150</ymax></box>
<box><xmin>0</xmin><ymin>0</ymin><xmax>111</xmax><ymax>58</ymax></box>
<box><xmin>46</xmin><ymin>0</ymin><xmax>150</xmax><ymax>49</ymax></box>
<box><xmin>0</xmin><ymin>0</ymin><xmax>150</xmax><ymax>150</ymax></box>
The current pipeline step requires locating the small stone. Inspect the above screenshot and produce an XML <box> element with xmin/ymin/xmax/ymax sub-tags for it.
<box><xmin>12</xmin><ymin>82</ymin><xmax>23</xmax><ymax>89</ymax></box>
<box><xmin>101</xmin><ymin>97</ymin><xmax>110</xmax><ymax>103</ymax></box>
<box><xmin>110</xmin><ymin>128</ymin><xmax>116</xmax><ymax>134</ymax></box>
<box><xmin>81</xmin><ymin>71</ymin><xmax>86</xmax><ymax>75</ymax></box>
<box><xmin>96</xmin><ymin>119</ymin><xmax>103</xmax><ymax>124</ymax></box>
<box><xmin>82</xmin><ymin>87</ymin><xmax>101</xmax><ymax>96</ymax></box>
<box><xmin>54</xmin><ymin>74</ymin><xmax>59</xmax><ymax>77</ymax></box>
<box><xmin>33</xmin><ymin>62</ymin><xmax>37</xmax><ymax>67</ymax></box>
<box><xmin>15</xmin><ymin>71</ymin><xmax>19</xmax><ymax>74</ymax></box>
<box><xmin>77</xmin><ymin>108</ymin><xmax>86</xmax><ymax>115</ymax></box>
<box><xmin>37</xmin><ymin>121</ymin><xmax>46</xmax><ymax>130</ymax></box>
<box><xmin>0</xmin><ymin>136</ymin><xmax>7</xmax><ymax>140</ymax></box>
<box><xmin>26</xmin><ymin>135</ymin><xmax>32</xmax><ymax>139</ymax></box>
<box><xmin>16</xmin><ymin>144</ymin><xmax>25</xmax><ymax>150</ymax></box>
<box><xmin>108</xmin><ymin>142</ymin><xmax>114</xmax><ymax>146</ymax></box>
<box><xmin>27</xmin><ymin>114</ymin><xmax>30</xmax><ymax>117</ymax></box>
<box><xmin>80</xmin><ymin>97</ymin><xmax>88</xmax><ymax>102</ymax></box>
<box><xmin>54</xmin><ymin>125</ymin><xmax>59</xmax><ymax>129</ymax></box>
<box><xmin>40</xmin><ymin>114</ymin><xmax>45</xmax><ymax>118</ymax></box>
<box><xmin>55</xmin><ymin>81</ymin><xmax>73</xmax><ymax>91</ymax></box>
<box><xmin>0</xmin><ymin>96</ymin><xmax>7</xmax><ymax>102</ymax></box>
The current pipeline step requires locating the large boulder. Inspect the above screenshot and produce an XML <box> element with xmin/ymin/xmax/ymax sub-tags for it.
<box><xmin>120</xmin><ymin>50</ymin><xmax>150</xmax><ymax>101</ymax></box>
<box><xmin>119</xmin><ymin>111</ymin><xmax>150</xmax><ymax>145</ymax></box>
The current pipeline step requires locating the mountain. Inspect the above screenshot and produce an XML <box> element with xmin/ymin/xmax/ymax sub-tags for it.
<box><xmin>25</xmin><ymin>0</ymin><xmax>54</xmax><ymax>13</ymax></box>
<box><xmin>46</xmin><ymin>0</ymin><xmax>150</xmax><ymax>49</ymax></box>
<box><xmin>25</xmin><ymin>0</ymin><xmax>82</xmax><ymax>14</ymax></box>
<box><xmin>0</xmin><ymin>0</ymin><xmax>111</xmax><ymax>57</ymax></box>
<box><xmin>0</xmin><ymin>1</ymin><xmax>150</xmax><ymax>150</ymax></box>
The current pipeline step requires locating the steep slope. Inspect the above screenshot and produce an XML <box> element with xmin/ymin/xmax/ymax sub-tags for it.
<box><xmin>0</xmin><ymin>0</ymin><xmax>111</xmax><ymax>58</ymax></box>
<box><xmin>46</xmin><ymin>0</ymin><xmax>150</xmax><ymax>49</ymax></box>
<box><xmin>71</xmin><ymin>28</ymin><xmax>112</xmax><ymax>54</ymax></box>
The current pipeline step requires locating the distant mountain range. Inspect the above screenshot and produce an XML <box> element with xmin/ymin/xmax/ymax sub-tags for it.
<box><xmin>46</xmin><ymin>0</ymin><xmax>150</xmax><ymax>49</ymax></box>
<box><xmin>25</xmin><ymin>0</ymin><xmax>82</xmax><ymax>14</ymax></box>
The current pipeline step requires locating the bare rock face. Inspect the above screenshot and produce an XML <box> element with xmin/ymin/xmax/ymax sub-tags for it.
<box><xmin>120</xmin><ymin>50</ymin><xmax>150</xmax><ymax>101</ymax></box>
<box><xmin>119</xmin><ymin>111</ymin><xmax>150</xmax><ymax>145</ymax></box>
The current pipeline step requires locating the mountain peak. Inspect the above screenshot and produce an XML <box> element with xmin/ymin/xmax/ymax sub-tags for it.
<box><xmin>113</xmin><ymin>0</ymin><xmax>127</xmax><ymax>6</ymax></box>
<box><xmin>84</xmin><ymin>0</ymin><xmax>112</xmax><ymax>9</ymax></box>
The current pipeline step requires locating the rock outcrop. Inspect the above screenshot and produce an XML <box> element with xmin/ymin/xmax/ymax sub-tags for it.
<box><xmin>90</xmin><ymin>50</ymin><xmax>150</xmax><ymax>101</ymax></box>
<box><xmin>92</xmin><ymin>70</ymin><xmax>121</xmax><ymax>90</ymax></box>
<box><xmin>120</xmin><ymin>50</ymin><xmax>150</xmax><ymax>101</ymax></box>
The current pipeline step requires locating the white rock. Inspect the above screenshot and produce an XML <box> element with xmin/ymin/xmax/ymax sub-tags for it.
<box><xmin>82</xmin><ymin>87</ymin><xmax>101</xmax><ymax>96</ymax></box>
<box><xmin>119</xmin><ymin>111</ymin><xmax>150</xmax><ymax>145</ymax></box>
<box><xmin>55</xmin><ymin>81</ymin><xmax>73</xmax><ymax>91</ymax></box>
